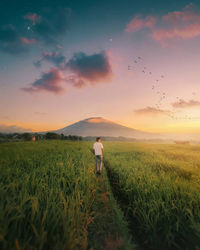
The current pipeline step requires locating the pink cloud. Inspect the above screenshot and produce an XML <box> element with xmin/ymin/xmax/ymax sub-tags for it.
<box><xmin>152</xmin><ymin>4</ymin><xmax>200</xmax><ymax>44</ymax></box>
<box><xmin>135</xmin><ymin>106</ymin><xmax>171</xmax><ymax>116</ymax></box>
<box><xmin>125</xmin><ymin>15</ymin><xmax>156</xmax><ymax>32</ymax></box>
<box><xmin>152</xmin><ymin>24</ymin><xmax>200</xmax><ymax>46</ymax></box>
<box><xmin>24</xmin><ymin>13</ymin><xmax>41</xmax><ymax>23</ymax></box>
<box><xmin>21</xmin><ymin>37</ymin><xmax>36</xmax><ymax>44</ymax></box>
<box><xmin>172</xmin><ymin>99</ymin><xmax>200</xmax><ymax>108</ymax></box>
<box><xmin>126</xmin><ymin>4</ymin><xmax>200</xmax><ymax>46</ymax></box>
<box><xmin>162</xmin><ymin>4</ymin><xmax>200</xmax><ymax>24</ymax></box>
<box><xmin>22</xmin><ymin>68</ymin><xmax>65</xmax><ymax>94</ymax></box>
<box><xmin>66</xmin><ymin>51</ymin><xmax>113</xmax><ymax>87</ymax></box>
<box><xmin>23</xmin><ymin>51</ymin><xmax>113</xmax><ymax>94</ymax></box>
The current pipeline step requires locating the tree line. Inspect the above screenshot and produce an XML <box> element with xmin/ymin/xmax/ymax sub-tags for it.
<box><xmin>0</xmin><ymin>132</ymin><xmax>83</xmax><ymax>142</ymax></box>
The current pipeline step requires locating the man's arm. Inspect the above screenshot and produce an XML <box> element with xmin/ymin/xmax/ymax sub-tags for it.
<box><xmin>101</xmin><ymin>144</ymin><xmax>104</xmax><ymax>157</ymax></box>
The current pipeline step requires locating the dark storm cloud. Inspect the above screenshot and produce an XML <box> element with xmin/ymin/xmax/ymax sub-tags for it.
<box><xmin>21</xmin><ymin>68</ymin><xmax>65</xmax><ymax>94</ymax></box>
<box><xmin>25</xmin><ymin>7</ymin><xmax>71</xmax><ymax>44</ymax></box>
<box><xmin>0</xmin><ymin>25</ymin><xmax>30</xmax><ymax>54</ymax></box>
<box><xmin>66</xmin><ymin>51</ymin><xmax>113</xmax><ymax>87</ymax></box>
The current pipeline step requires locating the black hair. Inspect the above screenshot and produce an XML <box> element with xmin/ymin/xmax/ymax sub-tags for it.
<box><xmin>96</xmin><ymin>137</ymin><xmax>101</xmax><ymax>141</ymax></box>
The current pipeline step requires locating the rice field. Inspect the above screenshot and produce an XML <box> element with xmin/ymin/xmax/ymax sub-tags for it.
<box><xmin>104</xmin><ymin>142</ymin><xmax>200</xmax><ymax>250</ymax></box>
<box><xmin>0</xmin><ymin>141</ymin><xmax>131</xmax><ymax>250</ymax></box>
<box><xmin>0</xmin><ymin>140</ymin><xmax>200</xmax><ymax>249</ymax></box>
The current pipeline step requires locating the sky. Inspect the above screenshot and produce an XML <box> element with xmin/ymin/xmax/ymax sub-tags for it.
<box><xmin>1</xmin><ymin>0</ymin><xmax>200</xmax><ymax>133</ymax></box>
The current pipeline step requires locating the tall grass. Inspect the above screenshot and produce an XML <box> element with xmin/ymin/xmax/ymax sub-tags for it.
<box><xmin>0</xmin><ymin>141</ymin><xmax>97</xmax><ymax>249</ymax></box>
<box><xmin>104</xmin><ymin>142</ymin><xmax>200</xmax><ymax>250</ymax></box>
<box><xmin>0</xmin><ymin>140</ymin><xmax>134</xmax><ymax>250</ymax></box>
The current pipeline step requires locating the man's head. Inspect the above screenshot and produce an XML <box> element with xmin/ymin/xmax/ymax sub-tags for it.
<box><xmin>96</xmin><ymin>137</ymin><xmax>101</xmax><ymax>142</ymax></box>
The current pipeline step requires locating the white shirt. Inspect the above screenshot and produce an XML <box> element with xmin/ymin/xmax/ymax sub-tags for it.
<box><xmin>93</xmin><ymin>142</ymin><xmax>103</xmax><ymax>156</ymax></box>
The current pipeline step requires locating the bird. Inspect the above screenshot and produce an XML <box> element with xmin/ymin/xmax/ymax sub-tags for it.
<box><xmin>134</xmin><ymin>60</ymin><xmax>137</xmax><ymax>63</ymax></box>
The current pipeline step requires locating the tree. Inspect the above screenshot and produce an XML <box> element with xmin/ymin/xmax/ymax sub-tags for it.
<box><xmin>21</xmin><ymin>133</ymin><xmax>33</xmax><ymax>141</ymax></box>
<box><xmin>45</xmin><ymin>132</ymin><xmax>61</xmax><ymax>140</ymax></box>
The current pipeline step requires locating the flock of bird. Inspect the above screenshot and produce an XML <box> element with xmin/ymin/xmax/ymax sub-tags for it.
<box><xmin>127</xmin><ymin>56</ymin><xmax>199</xmax><ymax>121</ymax></box>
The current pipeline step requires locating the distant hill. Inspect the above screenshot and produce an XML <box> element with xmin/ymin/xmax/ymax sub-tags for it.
<box><xmin>55</xmin><ymin>117</ymin><xmax>161</xmax><ymax>139</ymax></box>
<box><xmin>0</xmin><ymin>124</ymin><xmax>32</xmax><ymax>133</ymax></box>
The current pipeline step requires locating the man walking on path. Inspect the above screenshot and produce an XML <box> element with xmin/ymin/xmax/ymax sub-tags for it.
<box><xmin>93</xmin><ymin>137</ymin><xmax>104</xmax><ymax>175</ymax></box>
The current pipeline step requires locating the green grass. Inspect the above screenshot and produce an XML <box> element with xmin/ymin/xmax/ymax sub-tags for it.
<box><xmin>0</xmin><ymin>141</ymin><xmax>133</xmax><ymax>250</ymax></box>
<box><xmin>103</xmin><ymin>142</ymin><xmax>200</xmax><ymax>250</ymax></box>
<box><xmin>1</xmin><ymin>140</ymin><xmax>200</xmax><ymax>249</ymax></box>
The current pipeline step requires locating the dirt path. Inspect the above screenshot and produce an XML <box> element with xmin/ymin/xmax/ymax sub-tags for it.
<box><xmin>87</xmin><ymin>166</ymin><xmax>134</xmax><ymax>250</ymax></box>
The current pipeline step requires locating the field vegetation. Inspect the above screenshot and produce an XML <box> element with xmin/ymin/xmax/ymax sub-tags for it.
<box><xmin>1</xmin><ymin>141</ymin><xmax>200</xmax><ymax>249</ymax></box>
<box><xmin>104</xmin><ymin>142</ymin><xmax>200</xmax><ymax>250</ymax></box>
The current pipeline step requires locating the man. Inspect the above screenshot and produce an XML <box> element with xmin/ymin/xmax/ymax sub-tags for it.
<box><xmin>93</xmin><ymin>137</ymin><xmax>104</xmax><ymax>175</ymax></box>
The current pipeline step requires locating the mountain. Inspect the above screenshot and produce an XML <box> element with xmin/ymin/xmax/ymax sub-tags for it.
<box><xmin>0</xmin><ymin>124</ymin><xmax>32</xmax><ymax>133</ymax></box>
<box><xmin>55</xmin><ymin>117</ymin><xmax>161</xmax><ymax>139</ymax></box>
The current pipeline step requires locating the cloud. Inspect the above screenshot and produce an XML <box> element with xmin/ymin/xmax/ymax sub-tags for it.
<box><xmin>66</xmin><ymin>51</ymin><xmax>113</xmax><ymax>87</ymax></box>
<box><xmin>25</xmin><ymin>8</ymin><xmax>71</xmax><ymax>44</ymax></box>
<box><xmin>23</xmin><ymin>51</ymin><xmax>113</xmax><ymax>94</ymax></box>
<box><xmin>24</xmin><ymin>13</ymin><xmax>41</xmax><ymax>23</ymax></box>
<box><xmin>34</xmin><ymin>51</ymin><xmax>66</xmax><ymax>68</ymax></box>
<box><xmin>21</xmin><ymin>37</ymin><xmax>36</xmax><ymax>44</ymax></box>
<box><xmin>171</xmin><ymin>99</ymin><xmax>200</xmax><ymax>108</ymax></box>
<box><xmin>21</xmin><ymin>68</ymin><xmax>65</xmax><ymax>94</ymax></box>
<box><xmin>125</xmin><ymin>15</ymin><xmax>156</xmax><ymax>32</ymax></box>
<box><xmin>0</xmin><ymin>124</ymin><xmax>32</xmax><ymax>133</ymax></box>
<box><xmin>0</xmin><ymin>25</ymin><xmax>30</xmax><ymax>54</ymax></box>
<box><xmin>135</xmin><ymin>106</ymin><xmax>171</xmax><ymax>116</ymax></box>
<box><xmin>34</xmin><ymin>112</ymin><xmax>47</xmax><ymax>115</ymax></box>
<box><xmin>33</xmin><ymin>60</ymin><xmax>42</xmax><ymax>68</ymax></box>
<box><xmin>126</xmin><ymin>4</ymin><xmax>200</xmax><ymax>46</ymax></box>
<box><xmin>0</xmin><ymin>7</ymin><xmax>71</xmax><ymax>55</ymax></box>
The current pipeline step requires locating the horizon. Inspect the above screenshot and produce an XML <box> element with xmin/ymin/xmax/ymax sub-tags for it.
<box><xmin>1</xmin><ymin>116</ymin><xmax>200</xmax><ymax>137</ymax></box>
<box><xmin>1</xmin><ymin>0</ymin><xmax>200</xmax><ymax>134</ymax></box>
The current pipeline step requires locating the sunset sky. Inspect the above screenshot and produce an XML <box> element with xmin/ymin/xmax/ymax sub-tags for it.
<box><xmin>1</xmin><ymin>0</ymin><xmax>200</xmax><ymax>133</ymax></box>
